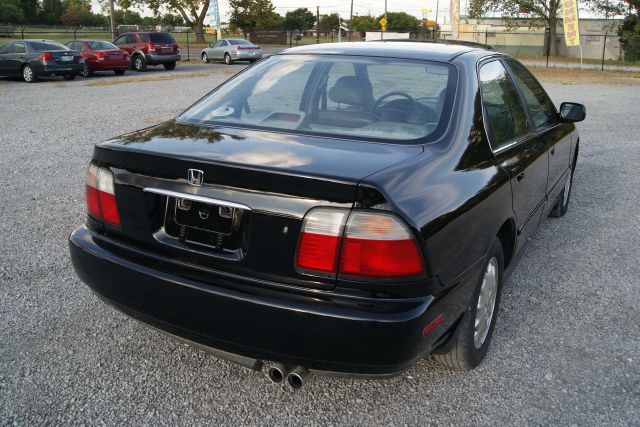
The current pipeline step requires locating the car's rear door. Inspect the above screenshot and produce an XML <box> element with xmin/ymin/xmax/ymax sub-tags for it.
<box><xmin>504</xmin><ymin>58</ymin><xmax>572</xmax><ymax>201</ymax></box>
<box><xmin>479</xmin><ymin>58</ymin><xmax>548</xmax><ymax>252</ymax></box>
<box><xmin>5</xmin><ymin>42</ymin><xmax>27</xmax><ymax>75</ymax></box>
<box><xmin>0</xmin><ymin>42</ymin><xmax>13</xmax><ymax>73</ymax></box>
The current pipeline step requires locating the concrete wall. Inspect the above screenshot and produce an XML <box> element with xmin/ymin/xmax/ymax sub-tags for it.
<box><xmin>441</xmin><ymin>17</ymin><xmax>623</xmax><ymax>60</ymax></box>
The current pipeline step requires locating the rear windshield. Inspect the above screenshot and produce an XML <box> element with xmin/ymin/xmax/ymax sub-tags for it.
<box><xmin>149</xmin><ymin>33</ymin><xmax>176</xmax><ymax>43</ymax></box>
<box><xmin>178</xmin><ymin>54</ymin><xmax>456</xmax><ymax>143</ymax></box>
<box><xmin>87</xmin><ymin>41</ymin><xmax>118</xmax><ymax>50</ymax></box>
<box><xmin>228</xmin><ymin>39</ymin><xmax>252</xmax><ymax>46</ymax></box>
<box><xmin>30</xmin><ymin>42</ymin><xmax>68</xmax><ymax>52</ymax></box>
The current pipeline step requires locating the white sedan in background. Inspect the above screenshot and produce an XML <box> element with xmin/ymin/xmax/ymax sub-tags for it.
<box><xmin>201</xmin><ymin>39</ymin><xmax>262</xmax><ymax>65</ymax></box>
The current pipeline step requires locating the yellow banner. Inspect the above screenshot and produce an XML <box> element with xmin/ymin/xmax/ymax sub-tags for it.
<box><xmin>450</xmin><ymin>0</ymin><xmax>459</xmax><ymax>39</ymax></box>
<box><xmin>562</xmin><ymin>0</ymin><xmax>581</xmax><ymax>46</ymax></box>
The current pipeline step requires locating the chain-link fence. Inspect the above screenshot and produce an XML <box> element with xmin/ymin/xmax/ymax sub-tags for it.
<box><xmin>1</xmin><ymin>26</ymin><xmax>639</xmax><ymax>71</ymax></box>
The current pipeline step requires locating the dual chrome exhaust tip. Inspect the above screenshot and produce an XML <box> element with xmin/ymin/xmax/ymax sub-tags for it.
<box><xmin>267</xmin><ymin>363</ymin><xmax>312</xmax><ymax>390</ymax></box>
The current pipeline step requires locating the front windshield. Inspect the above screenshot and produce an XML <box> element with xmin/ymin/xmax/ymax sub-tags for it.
<box><xmin>178</xmin><ymin>54</ymin><xmax>456</xmax><ymax>142</ymax></box>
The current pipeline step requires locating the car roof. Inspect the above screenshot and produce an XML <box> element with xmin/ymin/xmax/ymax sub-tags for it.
<box><xmin>281</xmin><ymin>41</ymin><xmax>492</xmax><ymax>62</ymax></box>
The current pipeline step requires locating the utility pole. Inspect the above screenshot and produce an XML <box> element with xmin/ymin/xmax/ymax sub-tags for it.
<box><xmin>435</xmin><ymin>0</ymin><xmax>440</xmax><ymax>26</ymax></box>
<box><xmin>316</xmin><ymin>6</ymin><xmax>320</xmax><ymax>44</ymax></box>
<box><xmin>109</xmin><ymin>0</ymin><xmax>116</xmax><ymax>40</ymax></box>
<box><xmin>384</xmin><ymin>0</ymin><xmax>387</xmax><ymax>23</ymax></box>
<box><xmin>349</xmin><ymin>0</ymin><xmax>353</xmax><ymax>41</ymax></box>
<box><xmin>338</xmin><ymin>16</ymin><xmax>342</xmax><ymax>42</ymax></box>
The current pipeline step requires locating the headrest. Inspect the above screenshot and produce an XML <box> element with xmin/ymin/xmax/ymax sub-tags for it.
<box><xmin>328</xmin><ymin>76</ymin><xmax>373</xmax><ymax>106</ymax></box>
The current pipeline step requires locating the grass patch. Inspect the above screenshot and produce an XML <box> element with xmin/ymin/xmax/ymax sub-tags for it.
<box><xmin>529</xmin><ymin>66</ymin><xmax>640</xmax><ymax>85</ymax></box>
<box><xmin>86</xmin><ymin>71</ymin><xmax>209</xmax><ymax>86</ymax></box>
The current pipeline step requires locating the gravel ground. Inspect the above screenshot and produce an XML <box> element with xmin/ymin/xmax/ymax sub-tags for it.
<box><xmin>0</xmin><ymin>63</ymin><xmax>638</xmax><ymax>425</ymax></box>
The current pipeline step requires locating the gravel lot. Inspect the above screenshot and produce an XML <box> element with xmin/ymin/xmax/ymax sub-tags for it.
<box><xmin>0</xmin><ymin>62</ymin><xmax>638</xmax><ymax>425</ymax></box>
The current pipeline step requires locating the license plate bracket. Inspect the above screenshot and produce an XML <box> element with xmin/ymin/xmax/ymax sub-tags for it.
<box><xmin>172</xmin><ymin>197</ymin><xmax>234</xmax><ymax>235</ymax></box>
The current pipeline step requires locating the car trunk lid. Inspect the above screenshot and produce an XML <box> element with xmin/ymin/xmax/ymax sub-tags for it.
<box><xmin>91</xmin><ymin>121</ymin><xmax>423</xmax><ymax>289</ymax></box>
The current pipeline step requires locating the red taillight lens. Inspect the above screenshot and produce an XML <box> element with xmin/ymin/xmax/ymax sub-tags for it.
<box><xmin>39</xmin><ymin>52</ymin><xmax>53</xmax><ymax>61</ymax></box>
<box><xmin>85</xmin><ymin>164</ymin><xmax>120</xmax><ymax>226</ymax></box>
<box><xmin>295</xmin><ymin>209</ymin><xmax>424</xmax><ymax>279</ymax></box>
<box><xmin>339</xmin><ymin>212</ymin><xmax>424</xmax><ymax>278</ymax></box>
<box><xmin>296</xmin><ymin>209</ymin><xmax>347</xmax><ymax>275</ymax></box>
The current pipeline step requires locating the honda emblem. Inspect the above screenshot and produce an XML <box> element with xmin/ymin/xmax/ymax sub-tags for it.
<box><xmin>188</xmin><ymin>169</ymin><xmax>204</xmax><ymax>186</ymax></box>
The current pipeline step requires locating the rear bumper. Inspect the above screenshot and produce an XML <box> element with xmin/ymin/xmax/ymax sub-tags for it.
<box><xmin>37</xmin><ymin>62</ymin><xmax>83</xmax><ymax>75</ymax></box>
<box><xmin>69</xmin><ymin>225</ymin><xmax>459</xmax><ymax>375</ymax></box>
<box><xmin>232</xmin><ymin>51</ymin><xmax>262</xmax><ymax>60</ymax></box>
<box><xmin>89</xmin><ymin>60</ymin><xmax>130</xmax><ymax>70</ymax></box>
<box><xmin>144</xmin><ymin>53</ymin><xmax>181</xmax><ymax>64</ymax></box>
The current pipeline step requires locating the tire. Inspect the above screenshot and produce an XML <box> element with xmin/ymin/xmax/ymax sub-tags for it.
<box><xmin>63</xmin><ymin>74</ymin><xmax>76</xmax><ymax>81</ymax></box>
<box><xmin>549</xmin><ymin>164</ymin><xmax>575</xmax><ymax>218</ymax></box>
<box><xmin>80</xmin><ymin>63</ymin><xmax>92</xmax><ymax>77</ymax></box>
<box><xmin>114</xmin><ymin>69</ymin><xmax>126</xmax><ymax>76</ymax></box>
<box><xmin>163</xmin><ymin>61</ymin><xmax>176</xmax><ymax>71</ymax></box>
<box><xmin>433</xmin><ymin>238</ymin><xmax>504</xmax><ymax>370</ymax></box>
<box><xmin>22</xmin><ymin>64</ymin><xmax>38</xmax><ymax>83</ymax></box>
<box><xmin>133</xmin><ymin>55</ymin><xmax>147</xmax><ymax>72</ymax></box>
<box><xmin>224</xmin><ymin>53</ymin><xmax>233</xmax><ymax>65</ymax></box>
<box><xmin>201</xmin><ymin>52</ymin><xmax>209</xmax><ymax>63</ymax></box>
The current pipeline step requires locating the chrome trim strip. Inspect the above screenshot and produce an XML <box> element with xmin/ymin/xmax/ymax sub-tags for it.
<box><xmin>143</xmin><ymin>187</ymin><xmax>251</xmax><ymax>211</ymax></box>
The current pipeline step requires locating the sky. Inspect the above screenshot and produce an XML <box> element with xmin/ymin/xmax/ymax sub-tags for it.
<box><xmin>91</xmin><ymin>0</ymin><xmax>468</xmax><ymax>25</ymax></box>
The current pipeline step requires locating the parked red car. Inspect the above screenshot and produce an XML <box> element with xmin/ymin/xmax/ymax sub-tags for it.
<box><xmin>64</xmin><ymin>40</ymin><xmax>129</xmax><ymax>77</ymax></box>
<box><xmin>112</xmin><ymin>31</ymin><xmax>180</xmax><ymax>71</ymax></box>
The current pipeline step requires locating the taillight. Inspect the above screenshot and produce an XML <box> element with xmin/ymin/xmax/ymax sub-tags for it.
<box><xmin>39</xmin><ymin>52</ymin><xmax>53</xmax><ymax>61</ymax></box>
<box><xmin>295</xmin><ymin>209</ymin><xmax>425</xmax><ymax>280</ymax></box>
<box><xmin>339</xmin><ymin>212</ymin><xmax>424</xmax><ymax>278</ymax></box>
<box><xmin>296</xmin><ymin>209</ymin><xmax>347</xmax><ymax>275</ymax></box>
<box><xmin>85</xmin><ymin>164</ymin><xmax>120</xmax><ymax>226</ymax></box>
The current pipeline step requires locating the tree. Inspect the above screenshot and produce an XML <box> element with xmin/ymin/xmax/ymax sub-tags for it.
<box><xmin>319</xmin><ymin>13</ymin><xmax>340</xmax><ymax>33</ymax></box>
<box><xmin>229</xmin><ymin>0</ymin><xmax>278</xmax><ymax>32</ymax></box>
<box><xmin>40</xmin><ymin>0</ymin><xmax>65</xmax><ymax>24</ymax></box>
<box><xmin>618</xmin><ymin>0</ymin><xmax>640</xmax><ymax>61</ymax></box>
<box><xmin>121</xmin><ymin>0</ymin><xmax>210</xmax><ymax>42</ymax></box>
<box><xmin>0</xmin><ymin>0</ymin><xmax>25</xmax><ymax>24</ymax></box>
<box><xmin>60</xmin><ymin>11</ymin><xmax>82</xmax><ymax>25</ymax></box>
<box><xmin>19</xmin><ymin>0</ymin><xmax>40</xmax><ymax>23</ymax></box>
<box><xmin>161</xmin><ymin>12</ymin><xmax>184</xmax><ymax>26</ymax></box>
<box><xmin>351</xmin><ymin>14</ymin><xmax>377</xmax><ymax>32</ymax></box>
<box><xmin>376</xmin><ymin>11</ymin><xmax>418</xmax><ymax>32</ymax></box>
<box><xmin>283</xmin><ymin>8</ymin><xmax>315</xmax><ymax>31</ymax></box>
<box><xmin>258</xmin><ymin>11</ymin><xmax>283</xmax><ymax>29</ymax></box>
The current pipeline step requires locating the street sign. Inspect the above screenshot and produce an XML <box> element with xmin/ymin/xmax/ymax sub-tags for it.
<box><xmin>379</xmin><ymin>17</ymin><xmax>387</xmax><ymax>27</ymax></box>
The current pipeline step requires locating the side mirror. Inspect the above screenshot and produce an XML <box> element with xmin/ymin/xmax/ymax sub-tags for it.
<box><xmin>559</xmin><ymin>102</ymin><xmax>586</xmax><ymax>123</ymax></box>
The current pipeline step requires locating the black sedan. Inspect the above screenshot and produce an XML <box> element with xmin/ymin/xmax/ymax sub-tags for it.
<box><xmin>0</xmin><ymin>39</ymin><xmax>83</xmax><ymax>82</ymax></box>
<box><xmin>69</xmin><ymin>42</ymin><xmax>585</xmax><ymax>388</ymax></box>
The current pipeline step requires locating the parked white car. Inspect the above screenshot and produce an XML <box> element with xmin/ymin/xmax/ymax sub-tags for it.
<box><xmin>201</xmin><ymin>39</ymin><xmax>262</xmax><ymax>65</ymax></box>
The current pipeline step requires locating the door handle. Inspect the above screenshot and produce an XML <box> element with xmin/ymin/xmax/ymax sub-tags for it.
<box><xmin>550</xmin><ymin>147</ymin><xmax>555</xmax><ymax>155</ymax></box>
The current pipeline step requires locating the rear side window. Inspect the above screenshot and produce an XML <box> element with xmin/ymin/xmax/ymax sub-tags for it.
<box><xmin>0</xmin><ymin>43</ymin><xmax>11</xmax><ymax>54</ymax></box>
<box><xmin>479</xmin><ymin>60</ymin><xmax>529</xmax><ymax>151</ymax></box>
<box><xmin>113</xmin><ymin>36</ymin><xmax>125</xmax><ymax>45</ymax></box>
<box><xmin>149</xmin><ymin>33</ymin><xmax>176</xmax><ymax>43</ymax></box>
<box><xmin>126</xmin><ymin>34</ymin><xmax>138</xmax><ymax>44</ymax></box>
<box><xmin>506</xmin><ymin>59</ymin><xmax>557</xmax><ymax>129</ymax></box>
<box><xmin>12</xmin><ymin>43</ymin><xmax>26</xmax><ymax>54</ymax></box>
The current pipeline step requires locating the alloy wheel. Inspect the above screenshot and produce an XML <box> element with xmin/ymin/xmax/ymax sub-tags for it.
<box><xmin>474</xmin><ymin>257</ymin><xmax>498</xmax><ymax>349</ymax></box>
<box><xmin>23</xmin><ymin>66</ymin><xmax>33</xmax><ymax>82</ymax></box>
<box><xmin>202</xmin><ymin>53</ymin><xmax>208</xmax><ymax>63</ymax></box>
